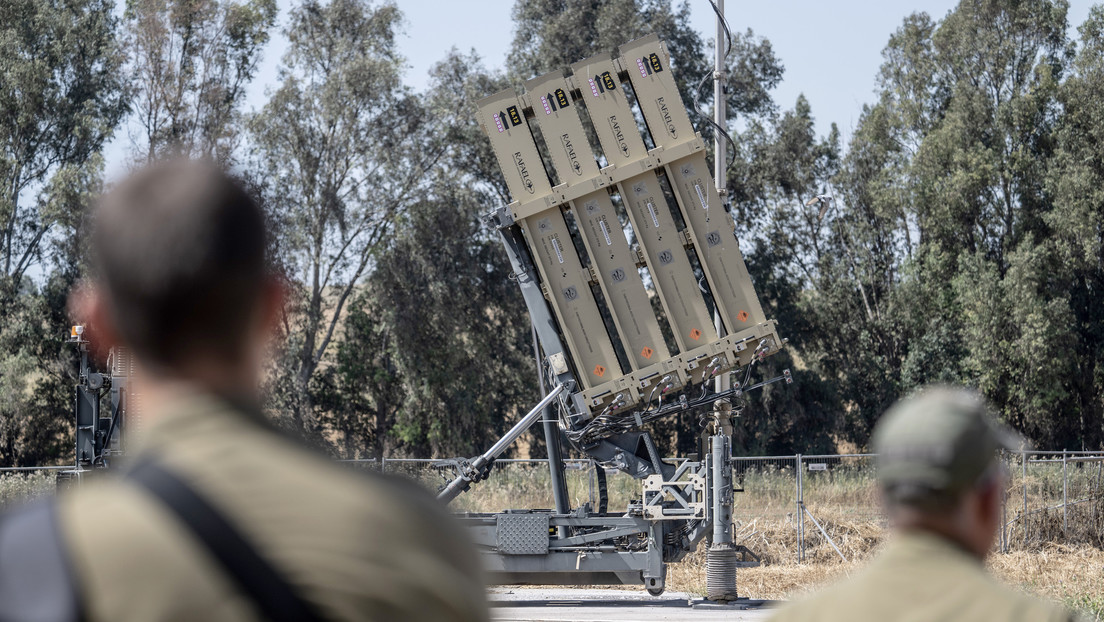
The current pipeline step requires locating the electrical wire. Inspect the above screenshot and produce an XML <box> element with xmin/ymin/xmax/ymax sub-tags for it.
<box><xmin>564</xmin><ymin>340</ymin><xmax>777</xmax><ymax>446</ymax></box>
<box><xmin>709</xmin><ymin>0</ymin><xmax>732</xmax><ymax>63</ymax></box>
<box><xmin>689</xmin><ymin>0</ymin><xmax>738</xmax><ymax>174</ymax></box>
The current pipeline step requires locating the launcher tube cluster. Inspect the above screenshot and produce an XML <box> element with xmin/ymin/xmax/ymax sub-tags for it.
<box><xmin>478</xmin><ymin>34</ymin><xmax>782</xmax><ymax>423</ymax></box>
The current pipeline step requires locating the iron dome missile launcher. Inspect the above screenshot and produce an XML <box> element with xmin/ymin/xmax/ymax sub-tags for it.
<box><xmin>440</xmin><ymin>34</ymin><xmax>790</xmax><ymax>599</ymax></box>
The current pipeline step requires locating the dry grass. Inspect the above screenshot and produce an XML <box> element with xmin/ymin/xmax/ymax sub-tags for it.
<box><xmin>990</xmin><ymin>546</ymin><xmax>1104</xmax><ymax>620</ymax></box>
<box><xmin>0</xmin><ymin>471</ymin><xmax>55</xmax><ymax>510</ymax></box>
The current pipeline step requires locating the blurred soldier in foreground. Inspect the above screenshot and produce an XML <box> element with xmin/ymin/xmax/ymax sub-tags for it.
<box><xmin>0</xmin><ymin>160</ymin><xmax>488</xmax><ymax>622</ymax></box>
<box><xmin>769</xmin><ymin>387</ymin><xmax>1077</xmax><ymax>622</ymax></box>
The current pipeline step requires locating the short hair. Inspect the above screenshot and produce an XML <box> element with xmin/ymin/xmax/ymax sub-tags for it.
<box><xmin>92</xmin><ymin>159</ymin><xmax>267</xmax><ymax>370</ymax></box>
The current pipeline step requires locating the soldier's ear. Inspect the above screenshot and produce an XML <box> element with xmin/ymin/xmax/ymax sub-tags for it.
<box><xmin>258</xmin><ymin>275</ymin><xmax>286</xmax><ymax>340</ymax></box>
<box><xmin>68</xmin><ymin>282</ymin><xmax>120</xmax><ymax>362</ymax></box>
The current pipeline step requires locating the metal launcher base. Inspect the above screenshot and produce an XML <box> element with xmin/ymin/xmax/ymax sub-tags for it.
<box><xmin>441</xmin><ymin>35</ymin><xmax>787</xmax><ymax>597</ymax></box>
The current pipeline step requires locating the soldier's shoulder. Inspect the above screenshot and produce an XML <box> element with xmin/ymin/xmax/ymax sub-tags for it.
<box><xmin>987</xmin><ymin>580</ymin><xmax>1077</xmax><ymax>622</ymax></box>
<box><xmin>56</xmin><ymin>475</ymin><xmax>185</xmax><ymax>556</ymax></box>
<box><xmin>57</xmin><ymin>474</ymin><xmax>152</xmax><ymax>520</ymax></box>
<box><xmin>946</xmin><ymin>557</ymin><xmax>1072</xmax><ymax>621</ymax></box>
<box><xmin>765</xmin><ymin>573</ymin><xmax>864</xmax><ymax>622</ymax></box>
<box><xmin>356</xmin><ymin>469</ymin><xmax>447</xmax><ymax>510</ymax></box>
<box><xmin>767</xmin><ymin>570</ymin><xmax>1076</xmax><ymax>622</ymax></box>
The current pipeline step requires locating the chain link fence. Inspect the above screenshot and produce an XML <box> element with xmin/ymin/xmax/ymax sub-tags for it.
<box><xmin>4</xmin><ymin>450</ymin><xmax>1102</xmax><ymax>561</ymax></box>
<box><xmin>1002</xmin><ymin>450</ymin><xmax>1104</xmax><ymax>551</ymax></box>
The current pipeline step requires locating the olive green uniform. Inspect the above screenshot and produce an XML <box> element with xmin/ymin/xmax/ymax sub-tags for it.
<box><xmin>768</xmin><ymin>532</ymin><xmax>1075</xmax><ymax>622</ymax></box>
<box><xmin>56</xmin><ymin>391</ymin><xmax>489</xmax><ymax>622</ymax></box>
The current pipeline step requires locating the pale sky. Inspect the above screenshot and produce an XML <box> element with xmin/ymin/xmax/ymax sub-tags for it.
<box><xmin>104</xmin><ymin>0</ymin><xmax>1096</xmax><ymax>181</ymax></box>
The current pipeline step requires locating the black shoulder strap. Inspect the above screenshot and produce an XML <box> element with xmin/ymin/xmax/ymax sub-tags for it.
<box><xmin>128</xmin><ymin>461</ymin><xmax>327</xmax><ymax>622</ymax></box>
<box><xmin>0</xmin><ymin>498</ymin><xmax>81</xmax><ymax>622</ymax></box>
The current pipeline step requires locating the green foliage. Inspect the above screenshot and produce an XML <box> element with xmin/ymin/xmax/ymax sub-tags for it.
<box><xmin>0</xmin><ymin>0</ymin><xmax>126</xmax><ymax>293</ymax></box>
<box><xmin>0</xmin><ymin>0</ymin><xmax>124</xmax><ymax>466</ymax></box>
<box><xmin>721</xmin><ymin>0</ymin><xmax>1104</xmax><ymax>452</ymax></box>
<box><xmin>510</xmin><ymin>0</ymin><xmax>706</xmax><ymax>102</ymax></box>
<box><xmin>251</xmin><ymin>0</ymin><xmax>434</xmax><ymax>441</ymax></box>
<box><xmin>727</xmin><ymin>92</ymin><xmax>849</xmax><ymax>450</ymax></box>
<box><xmin>368</xmin><ymin>186</ymin><xmax>536</xmax><ymax>456</ymax></box>
<box><xmin>312</xmin><ymin>289</ymin><xmax>405</xmax><ymax>459</ymax></box>
<box><xmin>817</xmin><ymin>0</ymin><xmax>1102</xmax><ymax>449</ymax></box>
<box><xmin>124</xmin><ymin>0</ymin><xmax>277</xmax><ymax>164</ymax></box>
<box><xmin>0</xmin><ymin>167</ymin><xmax>102</xmax><ymax>467</ymax></box>
<box><xmin>1042</xmin><ymin>5</ymin><xmax>1104</xmax><ymax>450</ymax></box>
<box><xmin>312</xmin><ymin>50</ymin><xmax>539</xmax><ymax>458</ymax></box>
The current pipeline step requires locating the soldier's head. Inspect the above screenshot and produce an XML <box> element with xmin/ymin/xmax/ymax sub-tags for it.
<box><xmin>873</xmin><ymin>386</ymin><xmax>1019</xmax><ymax>559</ymax></box>
<box><xmin>79</xmin><ymin>159</ymin><xmax>279</xmax><ymax>395</ymax></box>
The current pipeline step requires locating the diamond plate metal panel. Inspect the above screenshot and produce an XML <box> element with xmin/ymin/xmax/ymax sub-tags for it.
<box><xmin>496</xmin><ymin>514</ymin><xmax>549</xmax><ymax>555</ymax></box>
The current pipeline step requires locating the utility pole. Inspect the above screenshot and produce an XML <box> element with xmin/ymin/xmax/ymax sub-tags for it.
<box><xmin>713</xmin><ymin>0</ymin><xmax>730</xmax><ymax>394</ymax></box>
<box><xmin>713</xmin><ymin>0</ymin><xmax>726</xmax><ymax>208</ymax></box>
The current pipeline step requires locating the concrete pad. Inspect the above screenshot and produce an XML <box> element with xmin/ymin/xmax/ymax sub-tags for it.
<box><xmin>489</xmin><ymin>588</ymin><xmax>777</xmax><ymax>621</ymax></box>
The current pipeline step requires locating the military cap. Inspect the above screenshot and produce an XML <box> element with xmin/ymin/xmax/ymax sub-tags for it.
<box><xmin>873</xmin><ymin>386</ymin><xmax>1022</xmax><ymax>504</ymax></box>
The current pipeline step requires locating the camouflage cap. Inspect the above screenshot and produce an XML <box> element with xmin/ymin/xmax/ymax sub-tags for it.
<box><xmin>872</xmin><ymin>386</ymin><xmax>1022</xmax><ymax>504</ymax></box>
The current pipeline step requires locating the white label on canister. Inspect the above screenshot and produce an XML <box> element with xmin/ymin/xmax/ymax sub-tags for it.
<box><xmin>598</xmin><ymin>218</ymin><xmax>613</xmax><ymax>246</ymax></box>
<box><xmin>551</xmin><ymin>237</ymin><xmax>565</xmax><ymax>264</ymax></box>
<box><xmin>646</xmin><ymin>200</ymin><xmax>660</xmax><ymax>229</ymax></box>
<box><xmin>695</xmin><ymin>183</ymin><xmax>708</xmax><ymax>211</ymax></box>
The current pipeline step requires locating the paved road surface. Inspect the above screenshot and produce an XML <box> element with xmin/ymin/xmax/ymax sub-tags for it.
<box><xmin>489</xmin><ymin>588</ymin><xmax>777</xmax><ymax>621</ymax></box>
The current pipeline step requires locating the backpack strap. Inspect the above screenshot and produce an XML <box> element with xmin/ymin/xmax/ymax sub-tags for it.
<box><xmin>0</xmin><ymin>498</ymin><xmax>81</xmax><ymax>622</ymax></box>
<box><xmin>128</xmin><ymin>461</ymin><xmax>327</xmax><ymax>622</ymax></box>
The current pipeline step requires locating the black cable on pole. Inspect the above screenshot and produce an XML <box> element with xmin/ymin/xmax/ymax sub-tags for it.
<box><xmin>709</xmin><ymin>0</ymin><xmax>732</xmax><ymax>59</ymax></box>
<box><xmin>689</xmin><ymin>0</ymin><xmax>738</xmax><ymax>173</ymax></box>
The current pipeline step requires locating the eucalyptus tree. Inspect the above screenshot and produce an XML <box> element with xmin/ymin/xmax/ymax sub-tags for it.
<box><xmin>341</xmin><ymin>51</ymin><xmax>538</xmax><ymax>458</ymax></box>
<box><xmin>0</xmin><ymin>0</ymin><xmax>126</xmax><ymax>465</ymax></box>
<box><xmin>312</xmin><ymin>50</ymin><xmax>542</xmax><ymax>458</ymax></box>
<box><xmin>251</xmin><ymin>0</ymin><xmax>439</xmax><ymax>437</ymax></box>
<box><xmin>510</xmin><ymin>0</ymin><xmax>707</xmax><ymax>110</ymax></box>
<box><xmin>0</xmin><ymin>0</ymin><xmax>126</xmax><ymax>300</ymax></box>
<box><xmin>1043</xmin><ymin>6</ymin><xmax>1104</xmax><ymax>448</ymax></box>
<box><xmin>124</xmin><ymin>0</ymin><xmax>277</xmax><ymax>164</ymax></box>
<box><xmin>831</xmin><ymin>0</ymin><xmax>1079</xmax><ymax>446</ymax></box>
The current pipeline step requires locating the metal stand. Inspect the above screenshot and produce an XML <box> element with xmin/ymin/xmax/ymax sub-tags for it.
<box><xmin>706</xmin><ymin>399</ymin><xmax>739</xmax><ymax>601</ymax></box>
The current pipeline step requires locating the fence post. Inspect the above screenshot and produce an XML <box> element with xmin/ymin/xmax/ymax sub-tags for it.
<box><xmin>381</xmin><ymin>456</ymin><xmax>386</xmax><ymax>474</ymax></box>
<box><xmin>796</xmin><ymin>453</ymin><xmax>804</xmax><ymax>563</ymax></box>
<box><xmin>1062</xmin><ymin>449</ymin><xmax>1068</xmax><ymax>535</ymax></box>
<box><xmin>1022</xmin><ymin>450</ymin><xmax>1027</xmax><ymax>547</ymax></box>
<box><xmin>999</xmin><ymin>450</ymin><xmax>1006</xmax><ymax>553</ymax></box>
